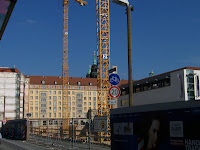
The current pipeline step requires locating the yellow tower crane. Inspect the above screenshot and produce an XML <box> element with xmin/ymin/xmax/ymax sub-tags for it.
<box><xmin>62</xmin><ymin>0</ymin><xmax>87</xmax><ymax>136</ymax></box>
<box><xmin>96</xmin><ymin>0</ymin><xmax>111</xmax><ymax>143</ymax></box>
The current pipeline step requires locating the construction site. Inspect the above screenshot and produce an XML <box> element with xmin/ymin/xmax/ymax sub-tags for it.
<box><xmin>0</xmin><ymin>0</ymin><xmax>124</xmax><ymax>149</ymax></box>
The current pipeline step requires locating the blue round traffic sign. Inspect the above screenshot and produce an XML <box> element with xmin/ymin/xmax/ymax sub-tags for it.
<box><xmin>109</xmin><ymin>74</ymin><xmax>120</xmax><ymax>85</ymax></box>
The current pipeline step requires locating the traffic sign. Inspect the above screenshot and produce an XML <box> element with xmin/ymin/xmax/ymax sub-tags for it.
<box><xmin>109</xmin><ymin>86</ymin><xmax>121</xmax><ymax>98</ymax></box>
<box><xmin>94</xmin><ymin>116</ymin><xmax>107</xmax><ymax>132</ymax></box>
<box><xmin>108</xmin><ymin>67</ymin><xmax>116</xmax><ymax>74</ymax></box>
<box><xmin>109</xmin><ymin>74</ymin><xmax>120</xmax><ymax>86</ymax></box>
<box><xmin>108</xmin><ymin>100</ymin><xmax>117</xmax><ymax>105</ymax></box>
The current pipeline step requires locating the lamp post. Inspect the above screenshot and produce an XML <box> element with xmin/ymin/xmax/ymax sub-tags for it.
<box><xmin>113</xmin><ymin>0</ymin><xmax>134</xmax><ymax>106</ymax></box>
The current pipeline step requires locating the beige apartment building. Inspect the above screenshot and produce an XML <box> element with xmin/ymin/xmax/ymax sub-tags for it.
<box><xmin>27</xmin><ymin>76</ymin><xmax>97</xmax><ymax>127</ymax></box>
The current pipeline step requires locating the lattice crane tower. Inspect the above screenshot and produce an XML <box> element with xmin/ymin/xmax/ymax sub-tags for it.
<box><xmin>62</xmin><ymin>0</ymin><xmax>87</xmax><ymax>134</ymax></box>
<box><xmin>96</xmin><ymin>0</ymin><xmax>111</xmax><ymax>141</ymax></box>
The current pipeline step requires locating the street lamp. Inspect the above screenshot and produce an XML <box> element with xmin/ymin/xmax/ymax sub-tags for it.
<box><xmin>112</xmin><ymin>0</ymin><xmax>134</xmax><ymax>106</ymax></box>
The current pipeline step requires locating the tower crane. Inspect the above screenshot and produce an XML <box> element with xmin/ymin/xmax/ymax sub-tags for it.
<box><xmin>96</xmin><ymin>0</ymin><xmax>111</xmax><ymax>143</ymax></box>
<box><xmin>62</xmin><ymin>0</ymin><xmax>87</xmax><ymax>136</ymax></box>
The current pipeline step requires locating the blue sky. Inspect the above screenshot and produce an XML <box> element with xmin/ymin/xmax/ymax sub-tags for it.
<box><xmin>0</xmin><ymin>0</ymin><xmax>200</xmax><ymax>80</ymax></box>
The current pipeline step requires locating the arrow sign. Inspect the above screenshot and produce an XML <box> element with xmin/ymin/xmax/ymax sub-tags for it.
<box><xmin>109</xmin><ymin>74</ymin><xmax>120</xmax><ymax>86</ymax></box>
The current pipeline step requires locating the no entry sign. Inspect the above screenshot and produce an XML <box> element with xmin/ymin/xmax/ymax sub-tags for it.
<box><xmin>109</xmin><ymin>86</ymin><xmax>121</xmax><ymax>98</ymax></box>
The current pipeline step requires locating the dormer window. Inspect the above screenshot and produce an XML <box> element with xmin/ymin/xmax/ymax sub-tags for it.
<box><xmin>54</xmin><ymin>81</ymin><xmax>57</xmax><ymax>84</ymax></box>
<box><xmin>42</xmin><ymin>80</ymin><xmax>45</xmax><ymax>84</ymax></box>
<box><xmin>89</xmin><ymin>83</ymin><xmax>92</xmax><ymax>86</ymax></box>
<box><xmin>77</xmin><ymin>82</ymin><xmax>81</xmax><ymax>85</ymax></box>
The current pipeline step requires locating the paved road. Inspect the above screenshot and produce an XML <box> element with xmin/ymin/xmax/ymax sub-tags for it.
<box><xmin>0</xmin><ymin>141</ymin><xmax>16</xmax><ymax>150</ymax></box>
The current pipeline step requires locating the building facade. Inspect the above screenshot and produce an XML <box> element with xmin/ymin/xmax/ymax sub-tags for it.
<box><xmin>0</xmin><ymin>67</ymin><xmax>29</xmax><ymax>127</ymax></box>
<box><xmin>119</xmin><ymin>67</ymin><xmax>200</xmax><ymax>107</ymax></box>
<box><xmin>28</xmin><ymin>76</ymin><xmax>98</xmax><ymax>126</ymax></box>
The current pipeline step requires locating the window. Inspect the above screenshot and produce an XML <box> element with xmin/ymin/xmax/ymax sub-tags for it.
<box><xmin>68</xmin><ymin>91</ymin><xmax>70</xmax><ymax>95</ymax></box>
<box><xmin>41</xmin><ymin>104</ymin><xmax>46</xmax><ymax>107</ymax></box>
<box><xmin>59</xmin><ymin>113</ymin><xmax>61</xmax><ymax>117</ymax></box>
<box><xmin>35</xmin><ymin>112</ymin><xmax>38</xmax><ymax>117</ymax></box>
<box><xmin>54</xmin><ymin>113</ymin><xmax>56</xmax><ymax>118</ymax></box>
<box><xmin>89</xmin><ymin>97</ymin><xmax>91</xmax><ymax>100</ymax></box>
<box><xmin>89</xmin><ymin>102</ymin><xmax>91</xmax><ymax>106</ymax></box>
<box><xmin>78</xmin><ymin>86</ymin><xmax>81</xmax><ymax>90</ymax></box>
<box><xmin>68</xmin><ymin>113</ymin><xmax>70</xmax><ymax>117</ymax></box>
<box><xmin>35</xmin><ymin>96</ymin><xmax>38</xmax><ymax>100</ymax></box>
<box><xmin>53</xmin><ymin>102</ymin><xmax>57</xmax><ymax>106</ymax></box>
<box><xmin>49</xmin><ymin>91</ymin><xmax>51</xmax><ymax>94</ymax></box>
<box><xmin>72</xmin><ymin>107</ymin><xmax>75</xmax><ymax>111</ymax></box>
<box><xmin>49</xmin><ymin>96</ymin><xmax>51</xmax><ymax>100</ymax></box>
<box><xmin>49</xmin><ymin>113</ymin><xmax>51</xmax><ymax>117</ymax></box>
<box><xmin>59</xmin><ymin>107</ymin><xmax>61</xmax><ymax>111</ymax></box>
<box><xmin>72</xmin><ymin>91</ymin><xmax>75</xmax><ymax>95</ymax></box>
<box><xmin>35</xmin><ymin>91</ymin><xmax>38</xmax><ymax>94</ymax></box>
<box><xmin>30</xmin><ymin>96</ymin><xmax>33</xmax><ymax>100</ymax></box>
<box><xmin>42</xmin><ymin>80</ymin><xmax>45</xmax><ymax>84</ymax></box>
<box><xmin>84</xmin><ymin>107</ymin><xmax>87</xmax><ymax>110</ymax></box>
<box><xmin>78</xmin><ymin>82</ymin><xmax>81</xmax><ymax>85</ymax></box>
<box><xmin>59</xmin><ymin>102</ymin><xmax>61</xmax><ymax>105</ymax></box>
<box><xmin>53</xmin><ymin>107</ymin><xmax>56</xmax><ymax>111</ymax></box>
<box><xmin>49</xmin><ymin>120</ymin><xmax>53</xmax><ymax>125</ymax></box>
<box><xmin>53</xmin><ymin>96</ymin><xmax>57</xmax><ymax>100</ymax></box>
<box><xmin>49</xmin><ymin>107</ymin><xmax>51</xmax><ymax>110</ymax></box>
<box><xmin>93</xmin><ymin>97</ymin><xmax>96</xmax><ymax>101</ymax></box>
<box><xmin>58</xmin><ymin>91</ymin><xmax>61</xmax><ymax>95</ymax></box>
<box><xmin>89</xmin><ymin>87</ymin><xmax>91</xmax><ymax>90</ymax></box>
<box><xmin>54</xmin><ymin>91</ymin><xmax>56</xmax><ymax>95</ymax></box>
<box><xmin>68</xmin><ymin>96</ymin><xmax>71</xmax><ymax>100</ymax></box>
<box><xmin>41</xmin><ymin>98</ymin><xmax>46</xmax><ymax>102</ymax></box>
<box><xmin>35</xmin><ymin>101</ymin><xmax>38</xmax><ymax>105</ymax></box>
<box><xmin>58</xmin><ymin>86</ymin><xmax>61</xmax><ymax>89</ymax></box>
<box><xmin>43</xmin><ymin>121</ymin><xmax>46</xmax><ymax>126</ymax></box>
<box><xmin>58</xmin><ymin>96</ymin><xmax>61</xmax><ymax>100</ymax></box>
<box><xmin>93</xmin><ymin>102</ymin><xmax>96</xmax><ymax>106</ymax></box>
<box><xmin>72</xmin><ymin>96</ymin><xmax>75</xmax><ymax>100</ymax></box>
<box><xmin>49</xmin><ymin>101</ymin><xmax>51</xmax><ymax>105</ymax></box>
<box><xmin>30</xmin><ymin>91</ymin><xmax>33</xmax><ymax>94</ymax></box>
<box><xmin>30</xmin><ymin>101</ymin><xmax>33</xmax><ymax>105</ymax></box>
<box><xmin>68</xmin><ymin>102</ymin><xmax>71</xmax><ymax>106</ymax></box>
<box><xmin>73</xmin><ymin>113</ymin><xmax>75</xmax><ymax>117</ymax></box>
<box><xmin>84</xmin><ymin>102</ymin><xmax>87</xmax><ymax>106</ymax></box>
<box><xmin>89</xmin><ymin>92</ymin><xmax>91</xmax><ymax>95</ymax></box>
<box><xmin>72</xmin><ymin>102</ymin><xmax>75</xmax><ymax>105</ymax></box>
<box><xmin>30</xmin><ymin>107</ymin><xmax>33</xmax><ymax>110</ymax></box>
<box><xmin>35</xmin><ymin>107</ymin><xmax>38</xmax><ymax>110</ymax></box>
<box><xmin>68</xmin><ymin>107</ymin><xmax>71</xmax><ymax>111</ymax></box>
<box><xmin>84</xmin><ymin>97</ymin><xmax>86</xmax><ymax>100</ymax></box>
<box><xmin>93</xmin><ymin>92</ymin><xmax>96</xmax><ymax>96</ymax></box>
<box><xmin>41</xmin><ymin>93</ymin><xmax>46</xmax><ymax>97</ymax></box>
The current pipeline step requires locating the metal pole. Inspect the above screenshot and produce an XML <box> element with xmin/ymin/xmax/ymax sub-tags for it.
<box><xmin>23</xmin><ymin>82</ymin><xmax>25</xmax><ymax>119</ymax></box>
<box><xmin>4</xmin><ymin>96</ymin><xmax>5</xmax><ymax>118</ymax></box>
<box><xmin>89</xmin><ymin>116</ymin><xmax>91</xmax><ymax>150</ymax></box>
<box><xmin>127</xmin><ymin>5</ymin><xmax>133</xmax><ymax>107</ymax></box>
<box><xmin>72</xmin><ymin>118</ymin><xmax>74</xmax><ymax>148</ymax></box>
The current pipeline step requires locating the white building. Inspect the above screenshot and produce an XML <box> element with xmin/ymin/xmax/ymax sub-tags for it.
<box><xmin>118</xmin><ymin>67</ymin><xmax>200</xmax><ymax>107</ymax></box>
<box><xmin>0</xmin><ymin>67</ymin><xmax>29</xmax><ymax>127</ymax></box>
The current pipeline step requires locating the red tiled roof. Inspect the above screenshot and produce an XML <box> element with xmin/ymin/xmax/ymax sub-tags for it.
<box><xmin>28</xmin><ymin>75</ymin><xmax>128</xmax><ymax>87</ymax></box>
<box><xmin>0</xmin><ymin>68</ymin><xmax>20</xmax><ymax>73</ymax></box>
<box><xmin>28</xmin><ymin>76</ymin><xmax>98</xmax><ymax>86</ymax></box>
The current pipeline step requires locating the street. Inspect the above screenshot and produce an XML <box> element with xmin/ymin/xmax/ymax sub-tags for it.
<box><xmin>0</xmin><ymin>142</ymin><xmax>15</xmax><ymax>150</ymax></box>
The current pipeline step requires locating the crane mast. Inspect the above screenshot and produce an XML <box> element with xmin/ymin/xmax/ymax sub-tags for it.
<box><xmin>62</xmin><ymin>0</ymin><xmax>69</xmax><ymax>134</ymax></box>
<box><xmin>62</xmin><ymin>0</ymin><xmax>87</xmax><ymax>137</ymax></box>
<box><xmin>96</xmin><ymin>0</ymin><xmax>111</xmax><ymax>143</ymax></box>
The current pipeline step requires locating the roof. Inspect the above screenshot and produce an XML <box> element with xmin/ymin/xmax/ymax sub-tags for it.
<box><xmin>119</xmin><ymin>66</ymin><xmax>200</xmax><ymax>88</ymax></box>
<box><xmin>28</xmin><ymin>76</ymin><xmax>98</xmax><ymax>86</ymax></box>
<box><xmin>0</xmin><ymin>68</ymin><xmax>20</xmax><ymax>73</ymax></box>
<box><xmin>28</xmin><ymin>75</ymin><xmax>128</xmax><ymax>87</ymax></box>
